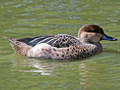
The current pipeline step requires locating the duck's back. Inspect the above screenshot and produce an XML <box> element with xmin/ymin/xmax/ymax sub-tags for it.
<box><xmin>17</xmin><ymin>34</ymin><xmax>80</xmax><ymax>48</ymax></box>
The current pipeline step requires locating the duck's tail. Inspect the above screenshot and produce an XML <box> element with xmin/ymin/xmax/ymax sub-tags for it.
<box><xmin>3</xmin><ymin>36</ymin><xmax>32</xmax><ymax>56</ymax></box>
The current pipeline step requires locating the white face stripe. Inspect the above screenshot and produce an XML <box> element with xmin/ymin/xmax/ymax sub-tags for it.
<box><xmin>79</xmin><ymin>31</ymin><xmax>102</xmax><ymax>43</ymax></box>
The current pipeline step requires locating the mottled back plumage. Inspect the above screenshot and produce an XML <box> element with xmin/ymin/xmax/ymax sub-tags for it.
<box><xmin>17</xmin><ymin>34</ymin><xmax>79</xmax><ymax>48</ymax></box>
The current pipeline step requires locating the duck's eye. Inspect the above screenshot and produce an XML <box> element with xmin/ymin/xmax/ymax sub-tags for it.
<box><xmin>88</xmin><ymin>30</ymin><xmax>99</xmax><ymax>33</ymax></box>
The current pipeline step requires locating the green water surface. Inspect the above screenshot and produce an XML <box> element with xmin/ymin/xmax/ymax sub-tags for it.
<box><xmin>0</xmin><ymin>0</ymin><xmax>120</xmax><ymax>90</ymax></box>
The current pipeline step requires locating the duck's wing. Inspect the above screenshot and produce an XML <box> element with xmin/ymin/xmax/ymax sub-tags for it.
<box><xmin>17</xmin><ymin>35</ymin><xmax>54</xmax><ymax>46</ymax></box>
<box><xmin>50</xmin><ymin>34</ymin><xmax>79</xmax><ymax>48</ymax></box>
<box><xmin>17</xmin><ymin>34</ymin><xmax>79</xmax><ymax>48</ymax></box>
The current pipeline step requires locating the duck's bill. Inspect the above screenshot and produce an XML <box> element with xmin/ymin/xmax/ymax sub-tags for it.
<box><xmin>101</xmin><ymin>34</ymin><xmax>117</xmax><ymax>41</ymax></box>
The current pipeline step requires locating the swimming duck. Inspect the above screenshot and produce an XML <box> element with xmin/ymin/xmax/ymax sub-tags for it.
<box><xmin>3</xmin><ymin>24</ymin><xmax>117</xmax><ymax>60</ymax></box>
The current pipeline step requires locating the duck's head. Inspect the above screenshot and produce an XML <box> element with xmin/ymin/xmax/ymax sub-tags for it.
<box><xmin>78</xmin><ymin>24</ymin><xmax>117</xmax><ymax>43</ymax></box>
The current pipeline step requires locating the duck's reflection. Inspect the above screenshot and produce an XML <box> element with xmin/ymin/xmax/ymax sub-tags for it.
<box><xmin>12</xmin><ymin>56</ymin><xmax>68</xmax><ymax>76</ymax></box>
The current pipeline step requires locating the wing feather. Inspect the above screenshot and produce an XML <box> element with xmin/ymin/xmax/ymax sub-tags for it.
<box><xmin>17</xmin><ymin>34</ymin><xmax>79</xmax><ymax>48</ymax></box>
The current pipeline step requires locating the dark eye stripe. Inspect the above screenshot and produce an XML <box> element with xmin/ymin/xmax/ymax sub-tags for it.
<box><xmin>88</xmin><ymin>30</ymin><xmax>99</xmax><ymax>33</ymax></box>
<box><xmin>87</xmin><ymin>29</ymin><xmax>104</xmax><ymax>34</ymax></box>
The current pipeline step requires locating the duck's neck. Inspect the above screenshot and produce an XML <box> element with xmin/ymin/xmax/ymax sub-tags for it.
<box><xmin>77</xmin><ymin>42</ymin><xmax>103</xmax><ymax>59</ymax></box>
<box><xmin>68</xmin><ymin>42</ymin><xmax>103</xmax><ymax>60</ymax></box>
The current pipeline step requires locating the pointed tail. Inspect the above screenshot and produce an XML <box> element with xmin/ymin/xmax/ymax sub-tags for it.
<box><xmin>3</xmin><ymin>36</ymin><xmax>32</xmax><ymax>56</ymax></box>
<box><xmin>3</xmin><ymin>36</ymin><xmax>13</xmax><ymax>42</ymax></box>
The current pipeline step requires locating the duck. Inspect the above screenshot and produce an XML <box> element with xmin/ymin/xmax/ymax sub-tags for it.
<box><xmin>3</xmin><ymin>24</ymin><xmax>117</xmax><ymax>60</ymax></box>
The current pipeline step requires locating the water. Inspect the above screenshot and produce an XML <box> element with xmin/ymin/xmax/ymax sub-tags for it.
<box><xmin>0</xmin><ymin>0</ymin><xmax>120</xmax><ymax>90</ymax></box>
